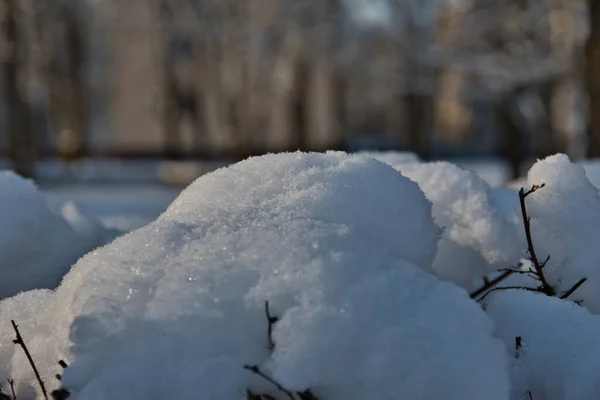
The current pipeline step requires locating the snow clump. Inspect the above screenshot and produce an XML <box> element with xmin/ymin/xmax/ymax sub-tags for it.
<box><xmin>0</xmin><ymin>172</ymin><xmax>101</xmax><ymax>299</ymax></box>
<box><xmin>394</xmin><ymin>162</ymin><xmax>522</xmax><ymax>289</ymax></box>
<box><xmin>0</xmin><ymin>152</ymin><xmax>509</xmax><ymax>400</ymax></box>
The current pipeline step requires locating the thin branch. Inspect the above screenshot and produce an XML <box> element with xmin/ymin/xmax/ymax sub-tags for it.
<box><xmin>522</xmin><ymin>184</ymin><xmax>545</xmax><ymax>197</ymax></box>
<box><xmin>50</xmin><ymin>389</ymin><xmax>70</xmax><ymax>400</ymax></box>
<box><xmin>243</xmin><ymin>365</ymin><xmax>296</xmax><ymax>400</ymax></box>
<box><xmin>560</xmin><ymin>277</ymin><xmax>588</xmax><ymax>299</ymax></box>
<box><xmin>519</xmin><ymin>185</ymin><xmax>555</xmax><ymax>296</ymax></box>
<box><xmin>7</xmin><ymin>379</ymin><xmax>15</xmax><ymax>400</ymax></box>
<box><xmin>470</xmin><ymin>270</ymin><xmax>513</xmax><ymax>299</ymax></box>
<box><xmin>297</xmin><ymin>389</ymin><xmax>320</xmax><ymax>400</ymax></box>
<box><xmin>497</xmin><ymin>267</ymin><xmax>540</xmax><ymax>281</ymax></box>
<box><xmin>477</xmin><ymin>286</ymin><xmax>541</xmax><ymax>303</ymax></box>
<box><xmin>11</xmin><ymin>321</ymin><xmax>48</xmax><ymax>400</ymax></box>
<box><xmin>515</xmin><ymin>336</ymin><xmax>522</xmax><ymax>359</ymax></box>
<box><xmin>264</xmin><ymin>301</ymin><xmax>279</xmax><ymax>351</ymax></box>
<box><xmin>55</xmin><ymin>359</ymin><xmax>69</xmax><ymax>382</ymax></box>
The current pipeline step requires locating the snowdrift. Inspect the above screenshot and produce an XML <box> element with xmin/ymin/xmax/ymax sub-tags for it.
<box><xmin>4</xmin><ymin>152</ymin><xmax>600</xmax><ymax>400</ymax></box>
<box><xmin>0</xmin><ymin>172</ymin><xmax>113</xmax><ymax>300</ymax></box>
<box><xmin>0</xmin><ymin>152</ymin><xmax>509</xmax><ymax>399</ymax></box>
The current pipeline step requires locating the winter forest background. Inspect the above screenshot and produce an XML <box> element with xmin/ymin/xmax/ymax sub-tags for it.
<box><xmin>0</xmin><ymin>0</ymin><xmax>597</xmax><ymax>182</ymax></box>
<box><xmin>7</xmin><ymin>1</ymin><xmax>600</xmax><ymax>399</ymax></box>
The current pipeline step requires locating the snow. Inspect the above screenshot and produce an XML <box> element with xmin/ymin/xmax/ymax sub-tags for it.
<box><xmin>0</xmin><ymin>152</ymin><xmax>510</xmax><ymax>399</ymax></box>
<box><xmin>486</xmin><ymin>290</ymin><xmax>600</xmax><ymax>400</ymax></box>
<box><xmin>522</xmin><ymin>154</ymin><xmax>600</xmax><ymax>311</ymax></box>
<box><xmin>393</xmin><ymin>162</ymin><xmax>522</xmax><ymax>289</ymax></box>
<box><xmin>59</xmin><ymin>202</ymin><xmax>120</xmax><ymax>250</ymax></box>
<box><xmin>43</xmin><ymin>184</ymin><xmax>180</xmax><ymax>232</ymax></box>
<box><xmin>0</xmin><ymin>172</ymin><xmax>110</xmax><ymax>300</ymax></box>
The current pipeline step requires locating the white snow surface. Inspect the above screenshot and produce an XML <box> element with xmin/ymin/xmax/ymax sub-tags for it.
<box><xmin>0</xmin><ymin>152</ymin><xmax>510</xmax><ymax>400</ymax></box>
<box><xmin>524</xmin><ymin>154</ymin><xmax>600</xmax><ymax>312</ymax></box>
<box><xmin>0</xmin><ymin>172</ymin><xmax>106</xmax><ymax>300</ymax></box>
<box><xmin>487</xmin><ymin>290</ymin><xmax>600</xmax><ymax>400</ymax></box>
<box><xmin>393</xmin><ymin>161</ymin><xmax>522</xmax><ymax>289</ymax></box>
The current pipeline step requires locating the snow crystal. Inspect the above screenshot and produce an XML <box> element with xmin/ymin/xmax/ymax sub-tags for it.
<box><xmin>487</xmin><ymin>290</ymin><xmax>600</xmax><ymax>400</ymax></box>
<box><xmin>0</xmin><ymin>152</ymin><xmax>509</xmax><ymax>400</ymax></box>
<box><xmin>524</xmin><ymin>154</ymin><xmax>600</xmax><ymax>312</ymax></box>
<box><xmin>0</xmin><ymin>172</ymin><xmax>94</xmax><ymax>299</ymax></box>
<box><xmin>394</xmin><ymin>162</ymin><xmax>522</xmax><ymax>289</ymax></box>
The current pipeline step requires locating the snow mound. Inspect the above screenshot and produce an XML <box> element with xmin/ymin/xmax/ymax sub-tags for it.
<box><xmin>524</xmin><ymin>154</ymin><xmax>600</xmax><ymax>312</ymax></box>
<box><xmin>0</xmin><ymin>172</ymin><xmax>92</xmax><ymax>300</ymax></box>
<box><xmin>487</xmin><ymin>290</ymin><xmax>600</xmax><ymax>400</ymax></box>
<box><xmin>356</xmin><ymin>150</ymin><xmax>420</xmax><ymax>167</ymax></box>
<box><xmin>0</xmin><ymin>152</ymin><xmax>509</xmax><ymax>399</ymax></box>
<box><xmin>580</xmin><ymin>159</ymin><xmax>600</xmax><ymax>190</ymax></box>
<box><xmin>60</xmin><ymin>202</ymin><xmax>120</xmax><ymax>250</ymax></box>
<box><xmin>394</xmin><ymin>162</ymin><xmax>522</xmax><ymax>289</ymax></box>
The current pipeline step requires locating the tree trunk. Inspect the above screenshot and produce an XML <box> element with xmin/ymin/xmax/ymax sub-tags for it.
<box><xmin>586</xmin><ymin>0</ymin><xmax>600</xmax><ymax>157</ymax></box>
<box><xmin>405</xmin><ymin>92</ymin><xmax>432</xmax><ymax>159</ymax></box>
<box><xmin>535</xmin><ymin>80</ymin><xmax>560</xmax><ymax>159</ymax></box>
<box><xmin>496</xmin><ymin>90</ymin><xmax>526</xmax><ymax>181</ymax></box>
<box><xmin>64</xmin><ymin>7</ymin><xmax>86</xmax><ymax>159</ymax></box>
<box><xmin>2</xmin><ymin>0</ymin><xmax>35</xmax><ymax>177</ymax></box>
<box><xmin>291</xmin><ymin>60</ymin><xmax>309</xmax><ymax>151</ymax></box>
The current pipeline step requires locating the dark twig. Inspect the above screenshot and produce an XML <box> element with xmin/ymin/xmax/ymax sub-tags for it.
<box><xmin>243</xmin><ymin>365</ymin><xmax>295</xmax><ymax>400</ymax></box>
<box><xmin>515</xmin><ymin>336</ymin><xmax>522</xmax><ymax>359</ymax></box>
<box><xmin>50</xmin><ymin>389</ymin><xmax>70</xmax><ymax>400</ymax></box>
<box><xmin>470</xmin><ymin>270</ymin><xmax>513</xmax><ymax>299</ymax></box>
<box><xmin>477</xmin><ymin>286</ymin><xmax>540</xmax><ymax>303</ymax></box>
<box><xmin>246</xmin><ymin>389</ymin><xmax>277</xmax><ymax>400</ymax></box>
<box><xmin>497</xmin><ymin>267</ymin><xmax>540</xmax><ymax>281</ymax></box>
<box><xmin>7</xmin><ymin>379</ymin><xmax>15</xmax><ymax>400</ymax></box>
<box><xmin>297</xmin><ymin>389</ymin><xmax>320</xmax><ymax>400</ymax></box>
<box><xmin>560</xmin><ymin>278</ymin><xmax>588</xmax><ymax>299</ymax></box>
<box><xmin>519</xmin><ymin>185</ymin><xmax>555</xmax><ymax>296</ymax></box>
<box><xmin>55</xmin><ymin>360</ymin><xmax>69</xmax><ymax>382</ymax></box>
<box><xmin>527</xmin><ymin>391</ymin><xmax>533</xmax><ymax>400</ymax></box>
<box><xmin>11</xmin><ymin>320</ymin><xmax>48</xmax><ymax>400</ymax></box>
<box><xmin>264</xmin><ymin>301</ymin><xmax>279</xmax><ymax>351</ymax></box>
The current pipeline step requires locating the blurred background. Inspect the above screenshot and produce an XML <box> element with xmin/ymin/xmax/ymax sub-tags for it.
<box><xmin>0</xmin><ymin>0</ymin><xmax>597</xmax><ymax>224</ymax></box>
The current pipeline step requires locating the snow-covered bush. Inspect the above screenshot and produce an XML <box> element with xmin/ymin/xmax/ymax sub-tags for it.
<box><xmin>0</xmin><ymin>172</ymin><xmax>109</xmax><ymax>300</ymax></box>
<box><xmin>0</xmin><ymin>152</ymin><xmax>510</xmax><ymax>399</ymax></box>
<box><xmin>487</xmin><ymin>290</ymin><xmax>600</xmax><ymax>400</ymax></box>
<box><xmin>394</xmin><ymin>162</ymin><xmax>522</xmax><ymax>290</ymax></box>
<box><xmin>520</xmin><ymin>154</ymin><xmax>600</xmax><ymax>312</ymax></box>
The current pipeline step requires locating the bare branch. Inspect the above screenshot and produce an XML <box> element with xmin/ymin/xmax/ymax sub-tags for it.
<box><xmin>11</xmin><ymin>320</ymin><xmax>48</xmax><ymax>400</ymax></box>
<box><xmin>477</xmin><ymin>286</ymin><xmax>541</xmax><ymax>303</ymax></box>
<box><xmin>243</xmin><ymin>365</ymin><xmax>296</xmax><ymax>400</ymax></box>
<box><xmin>470</xmin><ymin>270</ymin><xmax>514</xmax><ymax>299</ymax></box>
<box><xmin>560</xmin><ymin>278</ymin><xmax>588</xmax><ymax>300</ymax></box>
<box><xmin>518</xmin><ymin>186</ymin><xmax>555</xmax><ymax>296</ymax></box>
<box><xmin>7</xmin><ymin>379</ymin><xmax>16</xmax><ymax>400</ymax></box>
<box><xmin>264</xmin><ymin>301</ymin><xmax>279</xmax><ymax>351</ymax></box>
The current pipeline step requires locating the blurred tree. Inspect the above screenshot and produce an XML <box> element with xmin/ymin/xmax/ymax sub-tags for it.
<box><xmin>1</xmin><ymin>0</ymin><xmax>36</xmax><ymax>177</ymax></box>
<box><xmin>586</xmin><ymin>0</ymin><xmax>600</xmax><ymax>157</ymax></box>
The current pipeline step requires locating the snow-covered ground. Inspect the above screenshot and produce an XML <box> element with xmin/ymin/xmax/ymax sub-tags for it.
<box><xmin>2</xmin><ymin>152</ymin><xmax>600</xmax><ymax>399</ymax></box>
<box><xmin>43</xmin><ymin>184</ymin><xmax>180</xmax><ymax>232</ymax></box>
